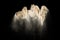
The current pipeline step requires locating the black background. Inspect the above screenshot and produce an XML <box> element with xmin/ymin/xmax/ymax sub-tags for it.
<box><xmin>0</xmin><ymin>0</ymin><xmax>57</xmax><ymax>40</ymax></box>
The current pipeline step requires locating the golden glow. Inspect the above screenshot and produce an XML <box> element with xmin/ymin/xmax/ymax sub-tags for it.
<box><xmin>12</xmin><ymin>4</ymin><xmax>49</xmax><ymax>32</ymax></box>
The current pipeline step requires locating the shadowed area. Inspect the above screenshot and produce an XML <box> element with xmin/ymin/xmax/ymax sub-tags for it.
<box><xmin>1</xmin><ymin>0</ymin><xmax>54</xmax><ymax>40</ymax></box>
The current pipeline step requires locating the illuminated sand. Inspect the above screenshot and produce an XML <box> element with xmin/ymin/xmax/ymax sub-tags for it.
<box><xmin>11</xmin><ymin>4</ymin><xmax>49</xmax><ymax>34</ymax></box>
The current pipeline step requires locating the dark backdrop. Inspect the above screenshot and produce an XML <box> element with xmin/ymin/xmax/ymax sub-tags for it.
<box><xmin>0</xmin><ymin>0</ymin><xmax>57</xmax><ymax>40</ymax></box>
